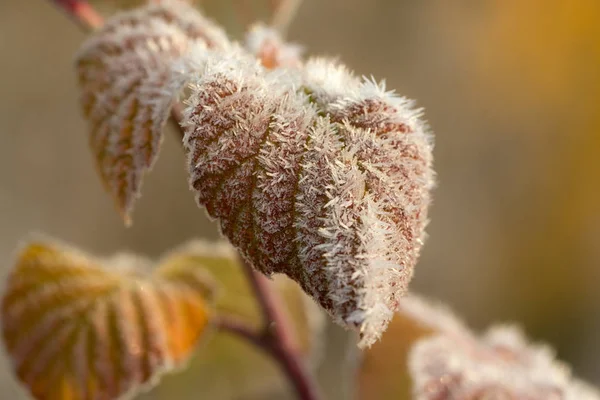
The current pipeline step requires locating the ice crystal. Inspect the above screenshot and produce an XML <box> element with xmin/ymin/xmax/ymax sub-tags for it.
<box><xmin>245</xmin><ymin>23</ymin><xmax>303</xmax><ymax>69</ymax></box>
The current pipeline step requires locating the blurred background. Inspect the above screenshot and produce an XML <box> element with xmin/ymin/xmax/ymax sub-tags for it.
<box><xmin>0</xmin><ymin>0</ymin><xmax>598</xmax><ymax>398</ymax></box>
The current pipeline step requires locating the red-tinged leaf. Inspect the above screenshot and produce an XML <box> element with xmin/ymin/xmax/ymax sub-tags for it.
<box><xmin>181</xmin><ymin>49</ymin><xmax>434</xmax><ymax>347</ymax></box>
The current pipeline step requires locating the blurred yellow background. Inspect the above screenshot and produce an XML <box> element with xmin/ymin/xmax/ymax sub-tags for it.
<box><xmin>0</xmin><ymin>0</ymin><xmax>598</xmax><ymax>398</ymax></box>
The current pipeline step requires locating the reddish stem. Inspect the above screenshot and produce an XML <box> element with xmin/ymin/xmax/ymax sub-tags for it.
<box><xmin>214</xmin><ymin>315</ymin><xmax>269</xmax><ymax>352</ymax></box>
<box><xmin>49</xmin><ymin>0</ymin><xmax>103</xmax><ymax>29</ymax></box>
<box><xmin>45</xmin><ymin>1</ymin><xmax>319</xmax><ymax>399</ymax></box>
<box><xmin>239</xmin><ymin>258</ymin><xmax>319</xmax><ymax>400</ymax></box>
<box><xmin>217</xmin><ymin>309</ymin><xmax>319</xmax><ymax>400</ymax></box>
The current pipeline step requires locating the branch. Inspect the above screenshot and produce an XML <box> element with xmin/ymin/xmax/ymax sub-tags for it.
<box><xmin>45</xmin><ymin>2</ymin><xmax>319</xmax><ymax>399</ymax></box>
<box><xmin>214</xmin><ymin>315</ymin><xmax>269</xmax><ymax>351</ymax></box>
<box><xmin>216</xmin><ymin>297</ymin><xmax>320</xmax><ymax>400</ymax></box>
<box><xmin>239</xmin><ymin>257</ymin><xmax>320</xmax><ymax>400</ymax></box>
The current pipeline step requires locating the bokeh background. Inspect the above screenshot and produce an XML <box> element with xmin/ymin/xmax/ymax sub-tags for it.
<box><xmin>0</xmin><ymin>0</ymin><xmax>598</xmax><ymax>398</ymax></box>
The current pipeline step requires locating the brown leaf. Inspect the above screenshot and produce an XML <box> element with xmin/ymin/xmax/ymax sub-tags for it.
<box><xmin>182</xmin><ymin>49</ymin><xmax>434</xmax><ymax>347</ymax></box>
<box><xmin>75</xmin><ymin>1</ymin><xmax>230</xmax><ymax>224</ymax></box>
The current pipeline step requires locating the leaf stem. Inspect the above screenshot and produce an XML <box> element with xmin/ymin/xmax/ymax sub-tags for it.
<box><xmin>48</xmin><ymin>0</ymin><xmax>103</xmax><ymax>29</ymax></box>
<box><xmin>213</xmin><ymin>315</ymin><xmax>269</xmax><ymax>352</ymax></box>
<box><xmin>46</xmin><ymin>1</ymin><xmax>319</xmax><ymax>399</ymax></box>
<box><xmin>238</xmin><ymin>257</ymin><xmax>320</xmax><ymax>400</ymax></box>
<box><xmin>216</xmin><ymin>309</ymin><xmax>320</xmax><ymax>400</ymax></box>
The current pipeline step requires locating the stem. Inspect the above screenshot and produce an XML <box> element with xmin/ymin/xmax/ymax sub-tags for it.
<box><xmin>48</xmin><ymin>0</ymin><xmax>103</xmax><ymax>29</ymax></box>
<box><xmin>270</xmin><ymin>0</ymin><xmax>303</xmax><ymax>35</ymax></box>
<box><xmin>238</xmin><ymin>258</ymin><xmax>319</xmax><ymax>400</ymax></box>
<box><xmin>217</xmin><ymin>315</ymin><xmax>320</xmax><ymax>400</ymax></box>
<box><xmin>239</xmin><ymin>257</ymin><xmax>297</xmax><ymax>350</ymax></box>
<box><xmin>214</xmin><ymin>315</ymin><xmax>269</xmax><ymax>352</ymax></box>
<box><xmin>46</xmin><ymin>1</ymin><xmax>319</xmax><ymax>399</ymax></box>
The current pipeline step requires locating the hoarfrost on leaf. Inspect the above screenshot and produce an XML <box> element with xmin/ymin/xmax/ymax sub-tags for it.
<box><xmin>181</xmin><ymin>44</ymin><xmax>434</xmax><ymax>348</ymax></box>
<box><xmin>405</xmin><ymin>296</ymin><xmax>600</xmax><ymax>400</ymax></box>
<box><xmin>76</xmin><ymin>0</ymin><xmax>230</xmax><ymax>223</ymax></box>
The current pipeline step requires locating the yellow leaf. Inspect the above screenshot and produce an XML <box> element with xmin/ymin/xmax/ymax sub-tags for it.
<box><xmin>1</xmin><ymin>240</ymin><xmax>214</xmax><ymax>400</ymax></box>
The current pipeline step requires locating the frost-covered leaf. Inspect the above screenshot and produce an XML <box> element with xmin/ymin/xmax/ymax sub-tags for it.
<box><xmin>181</xmin><ymin>49</ymin><xmax>434</xmax><ymax>348</ymax></box>
<box><xmin>76</xmin><ymin>1</ymin><xmax>230</xmax><ymax>224</ymax></box>
<box><xmin>411</xmin><ymin>325</ymin><xmax>600</xmax><ymax>400</ymax></box>
<box><xmin>357</xmin><ymin>295</ymin><xmax>600</xmax><ymax>400</ymax></box>
<box><xmin>149</xmin><ymin>240</ymin><xmax>325</xmax><ymax>400</ymax></box>
<box><xmin>78</xmin><ymin>0</ymin><xmax>433</xmax><ymax>349</ymax></box>
<box><xmin>1</xmin><ymin>239</ymin><xmax>215</xmax><ymax>400</ymax></box>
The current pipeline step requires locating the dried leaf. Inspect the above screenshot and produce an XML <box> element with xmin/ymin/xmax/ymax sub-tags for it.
<box><xmin>357</xmin><ymin>297</ymin><xmax>445</xmax><ymax>400</ymax></box>
<box><xmin>410</xmin><ymin>325</ymin><xmax>600</xmax><ymax>400</ymax></box>
<box><xmin>76</xmin><ymin>1</ymin><xmax>230</xmax><ymax>224</ymax></box>
<box><xmin>1</xmin><ymin>240</ymin><xmax>215</xmax><ymax>400</ymax></box>
<box><xmin>181</xmin><ymin>49</ymin><xmax>434</xmax><ymax>347</ymax></box>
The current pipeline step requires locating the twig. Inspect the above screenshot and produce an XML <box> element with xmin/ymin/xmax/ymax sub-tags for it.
<box><xmin>214</xmin><ymin>315</ymin><xmax>269</xmax><ymax>351</ymax></box>
<box><xmin>49</xmin><ymin>0</ymin><xmax>103</xmax><ymax>29</ymax></box>
<box><xmin>239</xmin><ymin>257</ymin><xmax>298</xmax><ymax>350</ymax></box>
<box><xmin>238</xmin><ymin>257</ymin><xmax>319</xmax><ymax>400</ymax></box>
<box><xmin>45</xmin><ymin>1</ymin><xmax>319</xmax><ymax>399</ymax></box>
<box><xmin>216</xmin><ymin>290</ymin><xmax>320</xmax><ymax>400</ymax></box>
<box><xmin>270</xmin><ymin>0</ymin><xmax>303</xmax><ymax>35</ymax></box>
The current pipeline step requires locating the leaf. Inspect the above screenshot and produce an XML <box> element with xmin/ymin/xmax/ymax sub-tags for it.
<box><xmin>181</xmin><ymin>49</ymin><xmax>434</xmax><ymax>347</ymax></box>
<box><xmin>75</xmin><ymin>1</ymin><xmax>230</xmax><ymax>224</ymax></box>
<box><xmin>357</xmin><ymin>297</ymin><xmax>443</xmax><ymax>400</ymax></box>
<box><xmin>1</xmin><ymin>240</ymin><xmax>215</xmax><ymax>400</ymax></box>
<box><xmin>148</xmin><ymin>241</ymin><xmax>326</xmax><ymax>400</ymax></box>
<box><xmin>358</xmin><ymin>295</ymin><xmax>600</xmax><ymax>400</ymax></box>
<box><xmin>77</xmin><ymin>0</ymin><xmax>434</xmax><ymax>348</ymax></box>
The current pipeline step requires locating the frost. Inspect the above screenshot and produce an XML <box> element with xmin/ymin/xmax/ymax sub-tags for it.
<box><xmin>245</xmin><ymin>23</ymin><xmax>303</xmax><ymax>69</ymax></box>
<box><xmin>76</xmin><ymin>0</ymin><xmax>230</xmax><ymax>223</ymax></box>
<box><xmin>181</xmin><ymin>45</ymin><xmax>434</xmax><ymax>348</ymax></box>
<box><xmin>404</xmin><ymin>296</ymin><xmax>600</xmax><ymax>400</ymax></box>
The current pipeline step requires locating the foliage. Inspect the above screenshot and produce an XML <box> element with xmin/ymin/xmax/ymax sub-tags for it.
<box><xmin>2</xmin><ymin>1</ymin><xmax>599</xmax><ymax>399</ymax></box>
<box><xmin>1</xmin><ymin>240</ymin><xmax>213</xmax><ymax>400</ymax></box>
<box><xmin>75</xmin><ymin>0</ymin><xmax>434</xmax><ymax>348</ymax></box>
